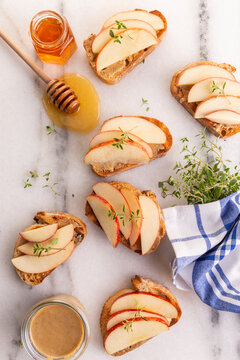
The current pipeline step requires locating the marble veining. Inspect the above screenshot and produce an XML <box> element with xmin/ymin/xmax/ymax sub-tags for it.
<box><xmin>0</xmin><ymin>1</ymin><xmax>240</xmax><ymax>360</ymax></box>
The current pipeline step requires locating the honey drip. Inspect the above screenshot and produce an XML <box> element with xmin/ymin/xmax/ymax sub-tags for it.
<box><xmin>43</xmin><ymin>74</ymin><xmax>100</xmax><ymax>133</ymax></box>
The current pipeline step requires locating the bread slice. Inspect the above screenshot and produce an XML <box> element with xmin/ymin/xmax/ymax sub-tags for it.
<box><xmin>13</xmin><ymin>211</ymin><xmax>87</xmax><ymax>286</ymax></box>
<box><xmin>171</xmin><ymin>61</ymin><xmax>240</xmax><ymax>138</ymax></box>
<box><xmin>85</xmin><ymin>181</ymin><xmax>165</xmax><ymax>254</ymax></box>
<box><xmin>88</xmin><ymin>116</ymin><xmax>172</xmax><ymax>177</ymax></box>
<box><xmin>83</xmin><ymin>10</ymin><xmax>167</xmax><ymax>85</ymax></box>
<box><xmin>100</xmin><ymin>275</ymin><xmax>182</xmax><ymax>356</ymax></box>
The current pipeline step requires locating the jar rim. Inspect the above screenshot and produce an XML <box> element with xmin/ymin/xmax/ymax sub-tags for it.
<box><xmin>30</xmin><ymin>10</ymin><xmax>68</xmax><ymax>49</ymax></box>
<box><xmin>21</xmin><ymin>297</ymin><xmax>90</xmax><ymax>360</ymax></box>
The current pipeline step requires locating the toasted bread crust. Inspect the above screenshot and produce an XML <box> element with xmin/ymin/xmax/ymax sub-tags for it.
<box><xmin>170</xmin><ymin>61</ymin><xmax>240</xmax><ymax>138</ymax></box>
<box><xmin>85</xmin><ymin>181</ymin><xmax>165</xmax><ymax>255</ymax></box>
<box><xmin>89</xmin><ymin>116</ymin><xmax>172</xmax><ymax>177</ymax></box>
<box><xmin>100</xmin><ymin>275</ymin><xmax>181</xmax><ymax>356</ymax></box>
<box><xmin>83</xmin><ymin>10</ymin><xmax>167</xmax><ymax>85</ymax></box>
<box><xmin>13</xmin><ymin>212</ymin><xmax>87</xmax><ymax>286</ymax></box>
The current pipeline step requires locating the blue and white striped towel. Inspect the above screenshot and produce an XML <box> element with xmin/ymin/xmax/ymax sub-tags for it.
<box><xmin>163</xmin><ymin>191</ymin><xmax>240</xmax><ymax>313</ymax></box>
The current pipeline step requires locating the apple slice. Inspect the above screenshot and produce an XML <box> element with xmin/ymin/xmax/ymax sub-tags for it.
<box><xmin>92</xmin><ymin>182</ymin><xmax>132</xmax><ymax>240</ymax></box>
<box><xmin>107</xmin><ymin>309</ymin><xmax>169</xmax><ymax>330</ymax></box>
<box><xmin>188</xmin><ymin>77</ymin><xmax>240</xmax><ymax>103</ymax></box>
<box><xmin>194</xmin><ymin>95</ymin><xmax>240</xmax><ymax>119</ymax></box>
<box><xmin>102</xmin><ymin>10</ymin><xmax>165</xmax><ymax>31</ymax></box>
<box><xmin>120</xmin><ymin>188</ymin><xmax>143</xmax><ymax>246</ymax></box>
<box><xmin>104</xmin><ymin>317</ymin><xmax>168</xmax><ymax>354</ymax></box>
<box><xmin>84</xmin><ymin>141</ymin><xmax>150</xmax><ymax>166</ymax></box>
<box><xmin>92</xmin><ymin>19</ymin><xmax>156</xmax><ymax>54</ymax></box>
<box><xmin>101</xmin><ymin>116</ymin><xmax>166</xmax><ymax>144</ymax></box>
<box><xmin>11</xmin><ymin>241</ymin><xmax>74</xmax><ymax>274</ymax></box>
<box><xmin>89</xmin><ymin>130</ymin><xmax>153</xmax><ymax>158</ymax></box>
<box><xmin>17</xmin><ymin>224</ymin><xmax>74</xmax><ymax>256</ymax></box>
<box><xmin>139</xmin><ymin>195</ymin><xmax>161</xmax><ymax>255</ymax></box>
<box><xmin>176</xmin><ymin>64</ymin><xmax>235</xmax><ymax>86</ymax></box>
<box><xmin>86</xmin><ymin>195</ymin><xmax>120</xmax><ymax>248</ymax></box>
<box><xmin>205</xmin><ymin>109</ymin><xmax>240</xmax><ymax>125</ymax></box>
<box><xmin>20</xmin><ymin>224</ymin><xmax>58</xmax><ymax>243</ymax></box>
<box><xmin>96</xmin><ymin>29</ymin><xmax>158</xmax><ymax>72</ymax></box>
<box><xmin>110</xmin><ymin>291</ymin><xmax>178</xmax><ymax>319</ymax></box>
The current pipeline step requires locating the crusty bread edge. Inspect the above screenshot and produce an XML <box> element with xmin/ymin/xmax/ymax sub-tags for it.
<box><xmin>13</xmin><ymin>212</ymin><xmax>87</xmax><ymax>286</ymax></box>
<box><xmin>83</xmin><ymin>10</ymin><xmax>167</xmax><ymax>85</ymax></box>
<box><xmin>100</xmin><ymin>275</ymin><xmax>181</xmax><ymax>356</ymax></box>
<box><xmin>90</xmin><ymin>116</ymin><xmax>172</xmax><ymax>177</ymax></box>
<box><xmin>170</xmin><ymin>61</ymin><xmax>240</xmax><ymax>138</ymax></box>
<box><xmin>85</xmin><ymin>181</ymin><xmax>165</xmax><ymax>255</ymax></box>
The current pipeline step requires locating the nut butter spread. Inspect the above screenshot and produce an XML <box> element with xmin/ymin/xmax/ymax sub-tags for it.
<box><xmin>30</xmin><ymin>304</ymin><xmax>83</xmax><ymax>358</ymax></box>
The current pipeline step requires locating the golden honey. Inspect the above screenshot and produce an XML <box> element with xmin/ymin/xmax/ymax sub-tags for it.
<box><xmin>30</xmin><ymin>10</ymin><xmax>77</xmax><ymax>64</ymax></box>
<box><xmin>43</xmin><ymin>73</ymin><xmax>100</xmax><ymax>133</ymax></box>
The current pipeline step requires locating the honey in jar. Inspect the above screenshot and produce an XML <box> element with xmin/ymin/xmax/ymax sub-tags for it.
<box><xmin>30</xmin><ymin>10</ymin><xmax>77</xmax><ymax>64</ymax></box>
<box><xmin>42</xmin><ymin>73</ymin><xmax>100</xmax><ymax>133</ymax></box>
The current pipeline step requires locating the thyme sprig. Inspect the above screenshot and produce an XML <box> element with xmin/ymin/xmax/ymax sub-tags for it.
<box><xmin>108</xmin><ymin>205</ymin><xmax>142</xmax><ymax>226</ymax></box>
<box><xmin>112</xmin><ymin>127</ymin><xmax>133</xmax><ymax>149</ymax></box>
<box><xmin>158</xmin><ymin>131</ymin><xmax>240</xmax><ymax>204</ymax></box>
<box><xmin>122</xmin><ymin>303</ymin><xmax>148</xmax><ymax>332</ymax></box>
<box><xmin>33</xmin><ymin>238</ymin><xmax>64</xmax><ymax>257</ymax></box>
<box><xmin>23</xmin><ymin>170</ymin><xmax>39</xmax><ymax>188</ymax></box>
<box><xmin>141</xmin><ymin>98</ymin><xmax>150</xmax><ymax>111</ymax></box>
<box><xmin>210</xmin><ymin>80</ymin><xmax>226</xmax><ymax>96</ymax></box>
<box><xmin>43</xmin><ymin>172</ymin><xmax>60</xmax><ymax>196</ymax></box>
<box><xmin>109</xmin><ymin>20</ymin><xmax>127</xmax><ymax>43</ymax></box>
<box><xmin>46</xmin><ymin>125</ymin><xmax>58</xmax><ymax>135</ymax></box>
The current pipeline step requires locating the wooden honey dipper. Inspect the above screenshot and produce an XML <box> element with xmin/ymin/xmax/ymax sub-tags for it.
<box><xmin>0</xmin><ymin>29</ymin><xmax>80</xmax><ymax>114</ymax></box>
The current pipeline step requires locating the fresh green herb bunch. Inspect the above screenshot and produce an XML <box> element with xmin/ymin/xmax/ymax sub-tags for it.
<box><xmin>158</xmin><ymin>131</ymin><xmax>240</xmax><ymax>204</ymax></box>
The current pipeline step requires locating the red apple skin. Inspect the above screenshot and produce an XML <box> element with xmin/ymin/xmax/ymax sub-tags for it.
<box><xmin>107</xmin><ymin>309</ymin><xmax>169</xmax><ymax>328</ymax></box>
<box><xmin>84</xmin><ymin>140</ymin><xmax>150</xmax><ymax>164</ymax></box>
<box><xmin>89</xmin><ymin>131</ymin><xmax>153</xmax><ymax>158</ymax></box>
<box><xmin>12</xmin><ymin>241</ymin><xmax>75</xmax><ymax>273</ymax></box>
<box><xmin>104</xmin><ymin>316</ymin><xmax>169</xmax><ymax>350</ymax></box>
<box><xmin>19</xmin><ymin>224</ymin><xmax>58</xmax><ymax>243</ymax></box>
<box><xmin>194</xmin><ymin>95</ymin><xmax>240</xmax><ymax>118</ymax></box>
<box><xmin>86</xmin><ymin>194</ymin><xmax>120</xmax><ymax>248</ymax></box>
<box><xmin>111</xmin><ymin>291</ymin><xmax>177</xmax><ymax>314</ymax></box>
<box><xmin>93</xmin><ymin>182</ymin><xmax>132</xmax><ymax>240</ymax></box>
<box><xmin>176</xmin><ymin>64</ymin><xmax>235</xmax><ymax>86</ymax></box>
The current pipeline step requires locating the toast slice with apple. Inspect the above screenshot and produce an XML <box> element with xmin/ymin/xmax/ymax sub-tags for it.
<box><xmin>100</xmin><ymin>275</ymin><xmax>181</xmax><ymax>356</ymax></box>
<box><xmin>12</xmin><ymin>212</ymin><xmax>87</xmax><ymax>286</ymax></box>
<box><xmin>171</xmin><ymin>61</ymin><xmax>240</xmax><ymax>138</ymax></box>
<box><xmin>85</xmin><ymin>181</ymin><xmax>165</xmax><ymax>255</ymax></box>
<box><xmin>84</xmin><ymin>116</ymin><xmax>172</xmax><ymax>177</ymax></box>
<box><xmin>83</xmin><ymin>9</ymin><xmax>167</xmax><ymax>84</ymax></box>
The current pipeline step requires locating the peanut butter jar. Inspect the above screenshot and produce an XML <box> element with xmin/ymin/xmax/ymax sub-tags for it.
<box><xmin>21</xmin><ymin>294</ymin><xmax>90</xmax><ymax>359</ymax></box>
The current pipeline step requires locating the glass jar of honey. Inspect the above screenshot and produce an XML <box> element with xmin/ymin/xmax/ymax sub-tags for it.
<box><xmin>30</xmin><ymin>10</ymin><xmax>77</xmax><ymax>65</ymax></box>
<box><xmin>21</xmin><ymin>294</ymin><xmax>90</xmax><ymax>359</ymax></box>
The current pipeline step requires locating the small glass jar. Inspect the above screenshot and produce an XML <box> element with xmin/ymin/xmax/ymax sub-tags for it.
<box><xmin>21</xmin><ymin>294</ymin><xmax>90</xmax><ymax>360</ymax></box>
<box><xmin>30</xmin><ymin>10</ymin><xmax>77</xmax><ymax>65</ymax></box>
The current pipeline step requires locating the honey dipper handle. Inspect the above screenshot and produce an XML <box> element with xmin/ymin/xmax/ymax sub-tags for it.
<box><xmin>0</xmin><ymin>29</ymin><xmax>51</xmax><ymax>84</ymax></box>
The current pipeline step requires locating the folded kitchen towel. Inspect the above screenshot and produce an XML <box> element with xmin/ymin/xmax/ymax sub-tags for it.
<box><xmin>163</xmin><ymin>191</ymin><xmax>240</xmax><ymax>313</ymax></box>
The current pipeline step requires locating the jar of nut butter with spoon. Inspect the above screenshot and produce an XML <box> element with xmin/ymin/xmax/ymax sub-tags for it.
<box><xmin>21</xmin><ymin>294</ymin><xmax>90</xmax><ymax>359</ymax></box>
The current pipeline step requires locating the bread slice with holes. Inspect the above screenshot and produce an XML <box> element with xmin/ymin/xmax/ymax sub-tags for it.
<box><xmin>83</xmin><ymin>9</ymin><xmax>167</xmax><ymax>84</ymax></box>
<box><xmin>171</xmin><ymin>61</ymin><xmax>240</xmax><ymax>138</ymax></box>
<box><xmin>84</xmin><ymin>116</ymin><xmax>172</xmax><ymax>178</ymax></box>
<box><xmin>100</xmin><ymin>275</ymin><xmax>181</xmax><ymax>356</ymax></box>
<box><xmin>12</xmin><ymin>212</ymin><xmax>87</xmax><ymax>286</ymax></box>
<box><xmin>85</xmin><ymin>181</ymin><xmax>165</xmax><ymax>255</ymax></box>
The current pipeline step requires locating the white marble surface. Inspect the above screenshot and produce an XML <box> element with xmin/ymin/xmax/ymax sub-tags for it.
<box><xmin>0</xmin><ymin>0</ymin><xmax>240</xmax><ymax>359</ymax></box>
